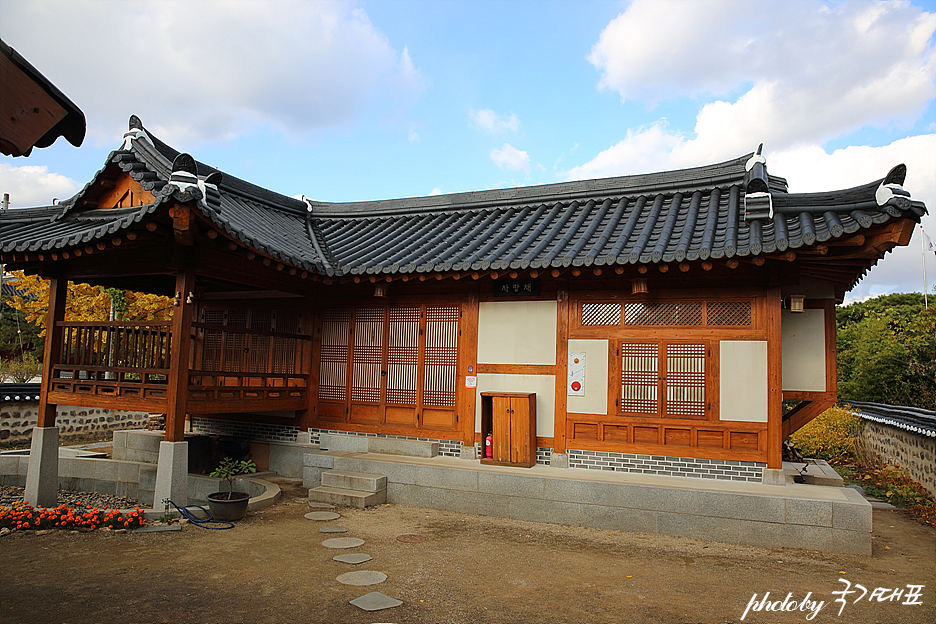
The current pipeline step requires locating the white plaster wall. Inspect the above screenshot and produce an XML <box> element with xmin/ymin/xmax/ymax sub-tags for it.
<box><xmin>475</xmin><ymin>374</ymin><xmax>555</xmax><ymax>437</ymax></box>
<box><xmin>566</xmin><ymin>339</ymin><xmax>609</xmax><ymax>415</ymax></box>
<box><xmin>719</xmin><ymin>340</ymin><xmax>768</xmax><ymax>422</ymax></box>
<box><xmin>477</xmin><ymin>301</ymin><xmax>557</xmax><ymax>365</ymax></box>
<box><xmin>781</xmin><ymin>308</ymin><xmax>827</xmax><ymax>392</ymax></box>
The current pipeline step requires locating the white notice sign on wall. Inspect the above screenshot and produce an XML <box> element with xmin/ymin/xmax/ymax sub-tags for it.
<box><xmin>568</xmin><ymin>352</ymin><xmax>585</xmax><ymax>396</ymax></box>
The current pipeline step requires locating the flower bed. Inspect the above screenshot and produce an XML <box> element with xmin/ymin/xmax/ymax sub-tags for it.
<box><xmin>0</xmin><ymin>501</ymin><xmax>145</xmax><ymax>532</ymax></box>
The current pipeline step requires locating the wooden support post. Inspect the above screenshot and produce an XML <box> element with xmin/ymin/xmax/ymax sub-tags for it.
<box><xmin>37</xmin><ymin>276</ymin><xmax>67</xmax><ymax>427</ymax></box>
<box><xmin>766</xmin><ymin>287</ymin><xmax>783</xmax><ymax>469</ymax></box>
<box><xmin>552</xmin><ymin>283</ymin><xmax>569</xmax><ymax>455</ymax></box>
<box><xmin>165</xmin><ymin>271</ymin><xmax>196</xmax><ymax>442</ymax></box>
<box><xmin>458</xmin><ymin>288</ymin><xmax>480</xmax><ymax>448</ymax></box>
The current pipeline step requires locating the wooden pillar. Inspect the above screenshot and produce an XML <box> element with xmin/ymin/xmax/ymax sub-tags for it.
<box><xmin>552</xmin><ymin>283</ymin><xmax>569</xmax><ymax>454</ymax></box>
<box><xmin>766</xmin><ymin>286</ymin><xmax>783</xmax><ymax>469</ymax></box>
<box><xmin>458</xmin><ymin>289</ymin><xmax>480</xmax><ymax>447</ymax></box>
<box><xmin>165</xmin><ymin>271</ymin><xmax>196</xmax><ymax>442</ymax></box>
<box><xmin>296</xmin><ymin>304</ymin><xmax>316</xmax><ymax>432</ymax></box>
<box><xmin>36</xmin><ymin>276</ymin><xmax>67</xmax><ymax>427</ymax></box>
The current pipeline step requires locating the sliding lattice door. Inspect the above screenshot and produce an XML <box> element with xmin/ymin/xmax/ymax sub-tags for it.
<box><xmin>317</xmin><ymin>304</ymin><xmax>460</xmax><ymax>432</ymax></box>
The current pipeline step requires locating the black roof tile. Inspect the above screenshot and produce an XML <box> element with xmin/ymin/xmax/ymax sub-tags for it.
<box><xmin>0</xmin><ymin>116</ymin><xmax>927</xmax><ymax>289</ymax></box>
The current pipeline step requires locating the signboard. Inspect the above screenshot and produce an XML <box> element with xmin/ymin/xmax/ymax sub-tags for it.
<box><xmin>493</xmin><ymin>280</ymin><xmax>540</xmax><ymax>297</ymax></box>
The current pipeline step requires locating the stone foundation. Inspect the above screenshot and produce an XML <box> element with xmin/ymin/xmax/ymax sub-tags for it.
<box><xmin>0</xmin><ymin>402</ymin><xmax>149</xmax><ymax>447</ymax></box>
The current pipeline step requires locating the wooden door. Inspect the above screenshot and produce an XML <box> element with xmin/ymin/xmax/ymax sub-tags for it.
<box><xmin>492</xmin><ymin>395</ymin><xmax>512</xmax><ymax>462</ymax></box>
<box><xmin>317</xmin><ymin>304</ymin><xmax>459</xmax><ymax>435</ymax></box>
<box><xmin>508</xmin><ymin>397</ymin><xmax>531</xmax><ymax>464</ymax></box>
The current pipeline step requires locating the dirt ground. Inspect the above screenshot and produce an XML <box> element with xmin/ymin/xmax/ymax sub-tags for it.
<box><xmin>1</xmin><ymin>478</ymin><xmax>933</xmax><ymax>624</ymax></box>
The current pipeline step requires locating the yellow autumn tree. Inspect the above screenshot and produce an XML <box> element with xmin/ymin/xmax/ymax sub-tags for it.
<box><xmin>7</xmin><ymin>271</ymin><xmax>173</xmax><ymax>334</ymax></box>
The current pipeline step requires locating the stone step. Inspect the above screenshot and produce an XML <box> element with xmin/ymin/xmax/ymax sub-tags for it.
<box><xmin>322</xmin><ymin>470</ymin><xmax>387</xmax><ymax>493</ymax></box>
<box><xmin>309</xmin><ymin>485</ymin><xmax>386</xmax><ymax>509</ymax></box>
<box><xmin>318</xmin><ymin>433</ymin><xmax>438</xmax><ymax>458</ymax></box>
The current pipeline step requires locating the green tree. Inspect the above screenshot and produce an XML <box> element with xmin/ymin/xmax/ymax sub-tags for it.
<box><xmin>836</xmin><ymin>293</ymin><xmax>936</xmax><ymax>410</ymax></box>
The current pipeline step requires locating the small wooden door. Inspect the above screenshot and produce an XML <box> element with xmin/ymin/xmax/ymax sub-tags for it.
<box><xmin>482</xmin><ymin>392</ymin><xmax>536</xmax><ymax>467</ymax></box>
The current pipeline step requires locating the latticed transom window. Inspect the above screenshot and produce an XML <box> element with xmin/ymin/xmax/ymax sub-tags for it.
<box><xmin>582</xmin><ymin>300</ymin><xmax>752</xmax><ymax>327</ymax></box>
<box><xmin>707</xmin><ymin>301</ymin><xmax>752</xmax><ymax>326</ymax></box>
<box><xmin>318</xmin><ymin>304</ymin><xmax>459</xmax><ymax>409</ymax></box>
<box><xmin>619</xmin><ymin>341</ymin><xmax>707</xmax><ymax>419</ymax></box>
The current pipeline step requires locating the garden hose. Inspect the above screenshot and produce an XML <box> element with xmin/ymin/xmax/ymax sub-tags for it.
<box><xmin>162</xmin><ymin>498</ymin><xmax>234</xmax><ymax>530</ymax></box>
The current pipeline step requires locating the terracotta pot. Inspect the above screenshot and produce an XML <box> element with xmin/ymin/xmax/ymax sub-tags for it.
<box><xmin>206</xmin><ymin>491</ymin><xmax>250</xmax><ymax>521</ymax></box>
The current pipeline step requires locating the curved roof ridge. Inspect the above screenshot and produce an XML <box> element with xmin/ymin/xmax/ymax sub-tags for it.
<box><xmin>309</xmin><ymin>153</ymin><xmax>757</xmax><ymax>218</ymax></box>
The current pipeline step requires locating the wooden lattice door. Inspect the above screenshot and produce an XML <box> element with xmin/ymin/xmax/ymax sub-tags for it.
<box><xmin>618</xmin><ymin>341</ymin><xmax>708</xmax><ymax>419</ymax></box>
<box><xmin>317</xmin><ymin>304</ymin><xmax>460</xmax><ymax>433</ymax></box>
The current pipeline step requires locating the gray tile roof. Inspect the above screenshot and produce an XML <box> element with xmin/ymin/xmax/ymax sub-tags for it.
<box><xmin>0</xmin><ymin>116</ymin><xmax>926</xmax><ymax>285</ymax></box>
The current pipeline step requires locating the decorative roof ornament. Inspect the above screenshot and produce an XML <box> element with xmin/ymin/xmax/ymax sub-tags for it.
<box><xmin>743</xmin><ymin>143</ymin><xmax>773</xmax><ymax>222</ymax></box>
<box><xmin>166</xmin><ymin>153</ymin><xmax>223</xmax><ymax>212</ymax></box>
<box><xmin>874</xmin><ymin>164</ymin><xmax>912</xmax><ymax>210</ymax></box>
<box><xmin>121</xmin><ymin>114</ymin><xmax>152</xmax><ymax>150</ymax></box>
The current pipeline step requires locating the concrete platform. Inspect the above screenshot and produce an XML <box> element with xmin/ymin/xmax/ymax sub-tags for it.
<box><xmin>304</xmin><ymin>450</ymin><xmax>872</xmax><ymax>555</ymax></box>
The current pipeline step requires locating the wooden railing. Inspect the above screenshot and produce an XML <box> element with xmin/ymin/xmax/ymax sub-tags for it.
<box><xmin>48</xmin><ymin>320</ymin><xmax>310</xmax><ymax>413</ymax></box>
<box><xmin>49</xmin><ymin>321</ymin><xmax>173</xmax><ymax>404</ymax></box>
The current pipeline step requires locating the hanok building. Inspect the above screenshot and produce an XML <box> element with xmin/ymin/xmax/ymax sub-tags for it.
<box><xmin>1</xmin><ymin>117</ymin><xmax>926</xmax><ymax>550</ymax></box>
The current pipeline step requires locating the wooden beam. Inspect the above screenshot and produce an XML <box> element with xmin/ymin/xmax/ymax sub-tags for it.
<box><xmin>36</xmin><ymin>277</ymin><xmax>67</xmax><ymax>427</ymax></box>
<box><xmin>165</xmin><ymin>271</ymin><xmax>196</xmax><ymax>442</ymax></box>
<box><xmin>553</xmin><ymin>283</ymin><xmax>569</xmax><ymax>455</ymax></box>
<box><xmin>782</xmin><ymin>399</ymin><xmax>835</xmax><ymax>438</ymax></box>
<box><xmin>169</xmin><ymin>204</ymin><xmax>196</xmax><ymax>246</ymax></box>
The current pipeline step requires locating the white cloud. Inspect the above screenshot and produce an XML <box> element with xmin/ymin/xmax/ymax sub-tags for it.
<box><xmin>2</xmin><ymin>0</ymin><xmax>425</xmax><ymax>146</ymax></box>
<box><xmin>588</xmin><ymin>0</ymin><xmax>936</xmax><ymax>152</ymax></box>
<box><xmin>429</xmin><ymin>187</ymin><xmax>443</xmax><ymax>196</ymax></box>
<box><xmin>469</xmin><ymin>109</ymin><xmax>520</xmax><ymax>133</ymax></box>
<box><xmin>409</xmin><ymin>127</ymin><xmax>420</xmax><ymax>142</ymax></box>
<box><xmin>0</xmin><ymin>163</ymin><xmax>80</xmax><ymax>208</ymax></box>
<box><xmin>490</xmin><ymin>143</ymin><xmax>531</xmax><ymax>174</ymax></box>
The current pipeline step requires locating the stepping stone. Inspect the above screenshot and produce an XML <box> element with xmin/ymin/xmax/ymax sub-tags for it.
<box><xmin>336</xmin><ymin>570</ymin><xmax>388</xmax><ymax>586</ymax></box>
<box><xmin>305</xmin><ymin>511</ymin><xmax>341</xmax><ymax>521</ymax></box>
<box><xmin>308</xmin><ymin>502</ymin><xmax>336</xmax><ymax>510</ymax></box>
<box><xmin>322</xmin><ymin>537</ymin><xmax>365</xmax><ymax>549</ymax></box>
<box><xmin>349</xmin><ymin>591</ymin><xmax>403</xmax><ymax>611</ymax></box>
<box><xmin>319</xmin><ymin>526</ymin><xmax>347</xmax><ymax>533</ymax></box>
<box><xmin>333</xmin><ymin>553</ymin><xmax>373</xmax><ymax>565</ymax></box>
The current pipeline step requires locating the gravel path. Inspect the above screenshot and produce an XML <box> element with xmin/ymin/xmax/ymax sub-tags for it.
<box><xmin>0</xmin><ymin>484</ymin><xmax>140</xmax><ymax>509</ymax></box>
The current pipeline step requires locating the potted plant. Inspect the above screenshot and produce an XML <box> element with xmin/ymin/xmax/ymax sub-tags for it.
<box><xmin>206</xmin><ymin>457</ymin><xmax>257</xmax><ymax>522</ymax></box>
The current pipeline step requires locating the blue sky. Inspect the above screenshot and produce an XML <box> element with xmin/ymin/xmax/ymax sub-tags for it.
<box><xmin>2</xmin><ymin>0</ymin><xmax>935</xmax><ymax>303</ymax></box>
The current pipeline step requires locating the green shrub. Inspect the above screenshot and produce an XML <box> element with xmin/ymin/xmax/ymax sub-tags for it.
<box><xmin>789</xmin><ymin>405</ymin><xmax>862</xmax><ymax>462</ymax></box>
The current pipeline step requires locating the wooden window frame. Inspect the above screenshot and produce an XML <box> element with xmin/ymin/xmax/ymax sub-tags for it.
<box><xmin>610</xmin><ymin>339</ymin><xmax>713</xmax><ymax>421</ymax></box>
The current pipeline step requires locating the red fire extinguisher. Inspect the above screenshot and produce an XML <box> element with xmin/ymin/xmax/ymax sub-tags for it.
<box><xmin>485</xmin><ymin>432</ymin><xmax>493</xmax><ymax>458</ymax></box>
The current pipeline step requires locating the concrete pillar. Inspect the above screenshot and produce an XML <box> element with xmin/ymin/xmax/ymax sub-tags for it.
<box><xmin>24</xmin><ymin>426</ymin><xmax>59</xmax><ymax>507</ymax></box>
<box><xmin>459</xmin><ymin>443</ymin><xmax>477</xmax><ymax>460</ymax></box>
<box><xmin>153</xmin><ymin>440</ymin><xmax>189</xmax><ymax>508</ymax></box>
<box><xmin>549</xmin><ymin>452</ymin><xmax>570</xmax><ymax>469</ymax></box>
<box><xmin>295</xmin><ymin>430</ymin><xmax>312</xmax><ymax>445</ymax></box>
<box><xmin>761</xmin><ymin>467</ymin><xmax>787</xmax><ymax>486</ymax></box>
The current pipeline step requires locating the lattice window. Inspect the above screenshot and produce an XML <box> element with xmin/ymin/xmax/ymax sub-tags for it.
<box><xmin>423</xmin><ymin>306</ymin><xmax>459</xmax><ymax>407</ymax></box>
<box><xmin>620</xmin><ymin>343</ymin><xmax>659</xmax><ymax>414</ymax></box>
<box><xmin>319</xmin><ymin>308</ymin><xmax>350</xmax><ymax>401</ymax></box>
<box><xmin>582</xmin><ymin>303</ymin><xmax>622</xmax><ymax>326</ymax></box>
<box><xmin>351</xmin><ymin>308</ymin><xmax>384</xmax><ymax>403</ymax></box>
<box><xmin>620</xmin><ymin>341</ymin><xmax>708</xmax><ymax>419</ymax></box>
<box><xmin>707</xmin><ymin>301</ymin><xmax>751</xmax><ymax>326</ymax></box>
<box><xmin>201</xmin><ymin>309</ymin><xmax>225</xmax><ymax>371</ymax></box>
<box><xmin>247</xmin><ymin>309</ymin><xmax>273</xmax><ymax>373</ymax></box>
<box><xmin>624</xmin><ymin>302</ymin><xmax>703</xmax><ymax>326</ymax></box>
<box><xmin>272</xmin><ymin>309</ymin><xmax>300</xmax><ymax>374</ymax></box>
<box><xmin>664</xmin><ymin>344</ymin><xmax>706</xmax><ymax>418</ymax></box>
<box><xmin>386</xmin><ymin>306</ymin><xmax>419</xmax><ymax>405</ymax></box>
<box><xmin>222</xmin><ymin>309</ymin><xmax>248</xmax><ymax>372</ymax></box>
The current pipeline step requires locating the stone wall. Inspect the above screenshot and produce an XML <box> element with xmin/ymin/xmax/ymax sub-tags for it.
<box><xmin>861</xmin><ymin>421</ymin><xmax>936</xmax><ymax>496</ymax></box>
<box><xmin>0</xmin><ymin>402</ymin><xmax>149</xmax><ymax>447</ymax></box>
